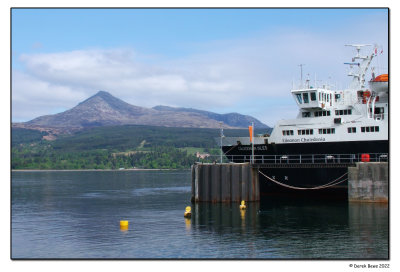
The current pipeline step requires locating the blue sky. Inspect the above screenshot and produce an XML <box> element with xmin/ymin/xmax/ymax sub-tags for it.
<box><xmin>12</xmin><ymin>8</ymin><xmax>388</xmax><ymax>126</ymax></box>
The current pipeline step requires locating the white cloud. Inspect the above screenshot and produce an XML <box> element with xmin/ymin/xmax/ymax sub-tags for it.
<box><xmin>12</xmin><ymin>71</ymin><xmax>88</xmax><ymax>121</ymax></box>
<box><xmin>12</xmin><ymin>17</ymin><xmax>388</xmax><ymax>126</ymax></box>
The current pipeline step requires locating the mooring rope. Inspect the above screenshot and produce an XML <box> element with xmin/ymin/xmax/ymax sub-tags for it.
<box><xmin>258</xmin><ymin>170</ymin><xmax>348</xmax><ymax>190</ymax></box>
<box><xmin>223</xmin><ymin>145</ymin><xmax>238</xmax><ymax>157</ymax></box>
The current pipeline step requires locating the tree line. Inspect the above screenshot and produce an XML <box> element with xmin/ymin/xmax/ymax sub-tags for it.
<box><xmin>11</xmin><ymin>125</ymin><xmax>270</xmax><ymax>170</ymax></box>
<box><xmin>12</xmin><ymin>144</ymin><xmax>198</xmax><ymax>170</ymax></box>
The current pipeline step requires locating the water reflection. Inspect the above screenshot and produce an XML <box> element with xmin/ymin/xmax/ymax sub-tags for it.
<box><xmin>348</xmin><ymin>202</ymin><xmax>388</xmax><ymax>258</ymax></box>
<box><xmin>191</xmin><ymin>201</ymin><xmax>260</xmax><ymax>233</ymax></box>
<box><xmin>189</xmin><ymin>198</ymin><xmax>388</xmax><ymax>259</ymax></box>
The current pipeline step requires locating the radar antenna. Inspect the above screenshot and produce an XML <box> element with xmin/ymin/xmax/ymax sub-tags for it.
<box><xmin>345</xmin><ymin>44</ymin><xmax>372</xmax><ymax>58</ymax></box>
<box><xmin>344</xmin><ymin>44</ymin><xmax>375</xmax><ymax>90</ymax></box>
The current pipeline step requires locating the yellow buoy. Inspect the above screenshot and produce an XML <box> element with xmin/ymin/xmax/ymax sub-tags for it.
<box><xmin>240</xmin><ymin>200</ymin><xmax>246</xmax><ymax>210</ymax></box>
<box><xmin>184</xmin><ymin>206</ymin><xmax>192</xmax><ymax>218</ymax></box>
<box><xmin>120</xmin><ymin>220</ymin><xmax>129</xmax><ymax>230</ymax></box>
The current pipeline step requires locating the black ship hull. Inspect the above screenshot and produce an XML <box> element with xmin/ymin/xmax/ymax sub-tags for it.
<box><xmin>222</xmin><ymin>140</ymin><xmax>388</xmax><ymax>158</ymax></box>
<box><xmin>222</xmin><ymin>140</ymin><xmax>388</xmax><ymax>198</ymax></box>
<box><xmin>257</xmin><ymin>166</ymin><xmax>349</xmax><ymax>199</ymax></box>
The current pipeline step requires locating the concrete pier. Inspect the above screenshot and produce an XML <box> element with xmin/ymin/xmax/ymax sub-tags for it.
<box><xmin>191</xmin><ymin>163</ymin><xmax>259</xmax><ymax>203</ymax></box>
<box><xmin>348</xmin><ymin>162</ymin><xmax>388</xmax><ymax>203</ymax></box>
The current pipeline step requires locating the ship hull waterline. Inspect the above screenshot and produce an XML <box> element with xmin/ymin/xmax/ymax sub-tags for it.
<box><xmin>222</xmin><ymin>140</ymin><xmax>388</xmax><ymax>199</ymax></box>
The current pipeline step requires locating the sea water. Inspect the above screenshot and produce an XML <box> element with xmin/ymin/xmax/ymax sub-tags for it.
<box><xmin>11</xmin><ymin>170</ymin><xmax>388</xmax><ymax>259</ymax></box>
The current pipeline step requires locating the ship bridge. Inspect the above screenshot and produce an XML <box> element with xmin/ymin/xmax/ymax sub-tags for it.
<box><xmin>291</xmin><ymin>88</ymin><xmax>337</xmax><ymax>110</ymax></box>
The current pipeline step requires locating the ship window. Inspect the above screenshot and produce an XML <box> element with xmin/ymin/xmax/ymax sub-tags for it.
<box><xmin>296</xmin><ymin>93</ymin><xmax>302</xmax><ymax>104</ymax></box>
<box><xmin>334</xmin><ymin>118</ymin><xmax>341</xmax><ymax>124</ymax></box>
<box><xmin>336</xmin><ymin>109</ymin><xmax>352</xmax><ymax>116</ymax></box>
<box><xmin>335</xmin><ymin>94</ymin><xmax>341</xmax><ymax>102</ymax></box>
<box><xmin>310</xmin><ymin>92</ymin><xmax>317</xmax><ymax>101</ymax></box>
<box><xmin>314</xmin><ymin>110</ymin><xmax>330</xmax><ymax>117</ymax></box>
<box><xmin>347</xmin><ymin>127</ymin><xmax>356</xmax><ymax>133</ymax></box>
<box><xmin>303</xmin><ymin>93</ymin><xmax>309</xmax><ymax>103</ymax></box>
<box><xmin>361</xmin><ymin>126</ymin><xmax>380</xmax><ymax>133</ymax></box>
<box><xmin>302</xmin><ymin>112</ymin><xmax>311</xmax><ymax>118</ymax></box>
<box><xmin>319</xmin><ymin>92</ymin><xmax>321</xmax><ymax>101</ymax></box>
<box><xmin>319</xmin><ymin>128</ymin><xmax>335</xmax><ymax>134</ymax></box>
<box><xmin>298</xmin><ymin>129</ymin><xmax>313</xmax><ymax>135</ymax></box>
<box><xmin>282</xmin><ymin>130</ymin><xmax>294</xmax><ymax>136</ymax></box>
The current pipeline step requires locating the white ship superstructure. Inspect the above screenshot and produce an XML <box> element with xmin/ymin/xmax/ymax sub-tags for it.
<box><xmin>222</xmin><ymin>44</ymin><xmax>388</xmax><ymax>152</ymax></box>
<box><xmin>270</xmin><ymin>44</ymin><xmax>387</xmax><ymax>146</ymax></box>
<box><xmin>220</xmin><ymin>44</ymin><xmax>388</xmax><ymax>195</ymax></box>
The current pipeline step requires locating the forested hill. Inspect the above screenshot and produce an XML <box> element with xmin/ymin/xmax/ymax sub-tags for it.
<box><xmin>12</xmin><ymin>125</ymin><xmax>271</xmax><ymax>170</ymax></box>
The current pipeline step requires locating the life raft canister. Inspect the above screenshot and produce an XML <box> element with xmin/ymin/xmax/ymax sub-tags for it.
<box><xmin>361</xmin><ymin>153</ymin><xmax>370</xmax><ymax>162</ymax></box>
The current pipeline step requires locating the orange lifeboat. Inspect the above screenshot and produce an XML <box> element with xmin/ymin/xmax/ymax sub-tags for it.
<box><xmin>372</xmin><ymin>74</ymin><xmax>388</xmax><ymax>82</ymax></box>
<box><xmin>369</xmin><ymin>74</ymin><xmax>388</xmax><ymax>94</ymax></box>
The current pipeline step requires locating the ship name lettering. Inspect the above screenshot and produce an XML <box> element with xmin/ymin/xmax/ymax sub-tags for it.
<box><xmin>300</xmin><ymin>137</ymin><xmax>326</xmax><ymax>142</ymax></box>
<box><xmin>282</xmin><ymin>138</ymin><xmax>300</xmax><ymax>143</ymax></box>
<box><xmin>238</xmin><ymin>146</ymin><xmax>268</xmax><ymax>151</ymax></box>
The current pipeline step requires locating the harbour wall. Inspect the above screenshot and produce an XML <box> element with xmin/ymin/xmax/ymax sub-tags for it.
<box><xmin>348</xmin><ymin>162</ymin><xmax>388</xmax><ymax>203</ymax></box>
<box><xmin>191</xmin><ymin>163</ymin><xmax>259</xmax><ymax>203</ymax></box>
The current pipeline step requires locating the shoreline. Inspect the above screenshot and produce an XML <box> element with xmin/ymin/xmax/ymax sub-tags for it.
<box><xmin>11</xmin><ymin>168</ymin><xmax>190</xmax><ymax>172</ymax></box>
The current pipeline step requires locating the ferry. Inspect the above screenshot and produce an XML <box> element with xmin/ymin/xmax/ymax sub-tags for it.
<box><xmin>220</xmin><ymin>44</ymin><xmax>388</xmax><ymax>198</ymax></box>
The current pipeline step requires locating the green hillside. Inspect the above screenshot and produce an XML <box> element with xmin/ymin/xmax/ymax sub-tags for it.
<box><xmin>11</xmin><ymin>125</ymin><xmax>270</xmax><ymax>170</ymax></box>
<box><xmin>12</xmin><ymin>127</ymin><xmax>48</xmax><ymax>145</ymax></box>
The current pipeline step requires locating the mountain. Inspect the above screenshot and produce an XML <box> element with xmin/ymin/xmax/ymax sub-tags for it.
<box><xmin>153</xmin><ymin>105</ymin><xmax>269</xmax><ymax>129</ymax></box>
<box><xmin>13</xmin><ymin>91</ymin><xmax>270</xmax><ymax>134</ymax></box>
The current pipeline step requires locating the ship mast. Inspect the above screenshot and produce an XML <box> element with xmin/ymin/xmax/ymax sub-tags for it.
<box><xmin>345</xmin><ymin>44</ymin><xmax>375</xmax><ymax>90</ymax></box>
<box><xmin>298</xmin><ymin>64</ymin><xmax>305</xmax><ymax>88</ymax></box>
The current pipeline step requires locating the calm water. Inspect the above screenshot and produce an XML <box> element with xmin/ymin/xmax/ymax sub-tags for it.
<box><xmin>11</xmin><ymin>170</ymin><xmax>388</xmax><ymax>259</ymax></box>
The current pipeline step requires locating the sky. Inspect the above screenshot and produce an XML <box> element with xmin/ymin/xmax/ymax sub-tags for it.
<box><xmin>11</xmin><ymin>8</ymin><xmax>388</xmax><ymax>127</ymax></box>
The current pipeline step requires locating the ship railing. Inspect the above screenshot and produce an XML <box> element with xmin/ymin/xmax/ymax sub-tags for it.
<box><xmin>199</xmin><ymin>153</ymin><xmax>389</xmax><ymax>164</ymax></box>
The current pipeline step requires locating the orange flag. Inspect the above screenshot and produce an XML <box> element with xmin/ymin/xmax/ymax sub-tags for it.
<box><xmin>249</xmin><ymin>125</ymin><xmax>253</xmax><ymax>142</ymax></box>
